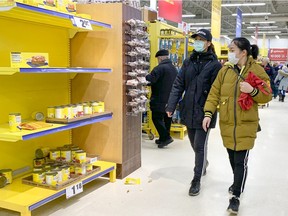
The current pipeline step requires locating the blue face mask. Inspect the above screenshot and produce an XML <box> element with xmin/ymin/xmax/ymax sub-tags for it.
<box><xmin>194</xmin><ymin>40</ymin><xmax>205</xmax><ymax>52</ymax></box>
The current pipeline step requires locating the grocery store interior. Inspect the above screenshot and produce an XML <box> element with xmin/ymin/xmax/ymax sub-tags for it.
<box><xmin>0</xmin><ymin>0</ymin><xmax>287</xmax><ymax>216</ymax></box>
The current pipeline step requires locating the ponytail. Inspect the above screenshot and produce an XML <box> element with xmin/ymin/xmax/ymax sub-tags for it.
<box><xmin>209</xmin><ymin>43</ymin><xmax>216</xmax><ymax>54</ymax></box>
<box><xmin>251</xmin><ymin>44</ymin><xmax>259</xmax><ymax>60</ymax></box>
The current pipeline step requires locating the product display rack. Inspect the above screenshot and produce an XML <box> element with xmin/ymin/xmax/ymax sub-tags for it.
<box><xmin>0</xmin><ymin>3</ymin><xmax>115</xmax><ymax>216</ymax></box>
<box><xmin>0</xmin><ymin>161</ymin><xmax>116</xmax><ymax>216</ymax></box>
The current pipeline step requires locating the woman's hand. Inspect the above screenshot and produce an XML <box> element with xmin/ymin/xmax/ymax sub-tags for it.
<box><xmin>239</xmin><ymin>81</ymin><xmax>254</xmax><ymax>93</ymax></box>
<box><xmin>202</xmin><ymin>117</ymin><xmax>211</xmax><ymax>132</ymax></box>
<box><xmin>166</xmin><ymin>112</ymin><xmax>173</xmax><ymax>118</ymax></box>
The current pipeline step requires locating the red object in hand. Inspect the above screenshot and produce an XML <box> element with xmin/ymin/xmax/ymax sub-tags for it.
<box><xmin>238</xmin><ymin>72</ymin><xmax>271</xmax><ymax>110</ymax></box>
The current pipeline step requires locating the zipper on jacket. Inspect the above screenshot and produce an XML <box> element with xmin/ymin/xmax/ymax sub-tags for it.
<box><xmin>233</xmin><ymin>81</ymin><xmax>238</xmax><ymax>151</ymax></box>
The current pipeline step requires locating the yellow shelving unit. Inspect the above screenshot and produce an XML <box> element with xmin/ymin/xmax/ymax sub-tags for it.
<box><xmin>0</xmin><ymin>161</ymin><xmax>116</xmax><ymax>216</ymax></box>
<box><xmin>144</xmin><ymin>21</ymin><xmax>187</xmax><ymax>140</ymax></box>
<box><xmin>0</xmin><ymin>4</ymin><xmax>115</xmax><ymax>216</ymax></box>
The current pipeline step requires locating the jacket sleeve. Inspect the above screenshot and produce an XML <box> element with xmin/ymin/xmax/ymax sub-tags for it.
<box><xmin>165</xmin><ymin>62</ymin><xmax>187</xmax><ymax>112</ymax></box>
<box><xmin>204</xmin><ymin>67</ymin><xmax>226</xmax><ymax>117</ymax></box>
<box><xmin>145</xmin><ymin>67</ymin><xmax>162</xmax><ymax>85</ymax></box>
<box><xmin>250</xmin><ymin>65</ymin><xmax>272</xmax><ymax>104</ymax></box>
<box><xmin>210</xmin><ymin>62</ymin><xmax>222</xmax><ymax>85</ymax></box>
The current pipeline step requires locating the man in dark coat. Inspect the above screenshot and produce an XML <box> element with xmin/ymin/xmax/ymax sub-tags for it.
<box><xmin>146</xmin><ymin>49</ymin><xmax>178</xmax><ymax>148</ymax></box>
<box><xmin>166</xmin><ymin>29</ymin><xmax>222</xmax><ymax>196</ymax></box>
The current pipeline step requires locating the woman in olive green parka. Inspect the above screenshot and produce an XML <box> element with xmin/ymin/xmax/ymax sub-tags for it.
<box><xmin>202</xmin><ymin>37</ymin><xmax>272</xmax><ymax>215</ymax></box>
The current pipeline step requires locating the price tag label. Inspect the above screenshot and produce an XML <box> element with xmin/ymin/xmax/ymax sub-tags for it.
<box><xmin>66</xmin><ymin>182</ymin><xmax>83</xmax><ymax>199</ymax></box>
<box><xmin>70</xmin><ymin>16</ymin><xmax>92</xmax><ymax>30</ymax></box>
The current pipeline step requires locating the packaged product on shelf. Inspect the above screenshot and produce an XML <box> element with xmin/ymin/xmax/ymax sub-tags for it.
<box><xmin>47</xmin><ymin>106</ymin><xmax>55</xmax><ymax>118</ymax></box>
<box><xmin>60</xmin><ymin>148</ymin><xmax>72</xmax><ymax>162</ymax></box>
<box><xmin>32</xmin><ymin>170</ymin><xmax>45</xmax><ymax>184</ymax></box>
<box><xmin>23</xmin><ymin>0</ymin><xmax>43</xmax><ymax>7</ymax></box>
<box><xmin>71</xmin><ymin>104</ymin><xmax>78</xmax><ymax>118</ymax></box>
<box><xmin>49</xmin><ymin>149</ymin><xmax>61</xmax><ymax>161</ymax></box>
<box><xmin>76</xmin><ymin>103</ymin><xmax>84</xmax><ymax>117</ymax></box>
<box><xmin>45</xmin><ymin>172</ymin><xmax>58</xmax><ymax>186</ymax></box>
<box><xmin>83</xmin><ymin>104</ymin><xmax>92</xmax><ymax>115</ymax></box>
<box><xmin>10</xmin><ymin>52</ymin><xmax>49</xmax><ymax>68</ymax></box>
<box><xmin>52</xmin><ymin>167</ymin><xmax>63</xmax><ymax>183</ymax></box>
<box><xmin>8</xmin><ymin>113</ymin><xmax>21</xmax><ymax>132</ymax></box>
<box><xmin>63</xmin><ymin>105</ymin><xmax>73</xmax><ymax>119</ymax></box>
<box><xmin>33</xmin><ymin>158</ymin><xmax>46</xmax><ymax>167</ymax></box>
<box><xmin>70</xmin><ymin>165</ymin><xmax>75</xmax><ymax>174</ymax></box>
<box><xmin>71</xmin><ymin>146</ymin><xmax>80</xmax><ymax>161</ymax></box>
<box><xmin>61</xmin><ymin>165</ymin><xmax>70</xmax><ymax>181</ymax></box>
<box><xmin>0</xmin><ymin>169</ymin><xmax>12</xmax><ymax>184</ymax></box>
<box><xmin>0</xmin><ymin>175</ymin><xmax>7</xmax><ymax>188</ymax></box>
<box><xmin>35</xmin><ymin>147</ymin><xmax>50</xmax><ymax>159</ymax></box>
<box><xmin>42</xmin><ymin>0</ymin><xmax>57</xmax><ymax>11</ymax></box>
<box><xmin>75</xmin><ymin>150</ymin><xmax>86</xmax><ymax>163</ymax></box>
<box><xmin>86</xmin><ymin>164</ymin><xmax>93</xmax><ymax>172</ymax></box>
<box><xmin>57</xmin><ymin>0</ymin><xmax>76</xmax><ymax>14</ymax></box>
<box><xmin>54</xmin><ymin>106</ymin><xmax>64</xmax><ymax>119</ymax></box>
<box><xmin>31</xmin><ymin>111</ymin><xmax>44</xmax><ymax>121</ymax></box>
<box><xmin>75</xmin><ymin>166</ymin><xmax>86</xmax><ymax>175</ymax></box>
<box><xmin>0</xmin><ymin>0</ymin><xmax>14</xmax><ymax>6</ymax></box>
<box><xmin>92</xmin><ymin>101</ymin><xmax>105</xmax><ymax>113</ymax></box>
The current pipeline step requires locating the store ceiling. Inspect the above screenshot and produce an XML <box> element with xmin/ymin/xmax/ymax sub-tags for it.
<box><xmin>140</xmin><ymin>0</ymin><xmax>288</xmax><ymax>39</ymax></box>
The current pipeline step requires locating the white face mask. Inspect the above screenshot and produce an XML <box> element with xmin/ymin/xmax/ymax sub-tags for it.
<box><xmin>194</xmin><ymin>40</ymin><xmax>205</xmax><ymax>52</ymax></box>
<box><xmin>228</xmin><ymin>52</ymin><xmax>240</xmax><ymax>65</ymax></box>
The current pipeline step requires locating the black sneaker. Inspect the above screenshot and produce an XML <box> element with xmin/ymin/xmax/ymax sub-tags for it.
<box><xmin>189</xmin><ymin>181</ymin><xmax>201</xmax><ymax>196</ymax></box>
<box><xmin>155</xmin><ymin>139</ymin><xmax>161</xmax><ymax>144</ymax></box>
<box><xmin>227</xmin><ymin>196</ymin><xmax>240</xmax><ymax>214</ymax></box>
<box><xmin>228</xmin><ymin>184</ymin><xmax>234</xmax><ymax>194</ymax></box>
<box><xmin>158</xmin><ymin>137</ymin><xmax>173</xmax><ymax>148</ymax></box>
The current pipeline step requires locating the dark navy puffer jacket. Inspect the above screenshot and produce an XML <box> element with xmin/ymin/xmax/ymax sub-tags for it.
<box><xmin>166</xmin><ymin>49</ymin><xmax>222</xmax><ymax>129</ymax></box>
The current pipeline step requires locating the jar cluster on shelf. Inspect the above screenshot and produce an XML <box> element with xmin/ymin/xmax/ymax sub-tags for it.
<box><xmin>124</xmin><ymin>19</ymin><xmax>150</xmax><ymax>116</ymax></box>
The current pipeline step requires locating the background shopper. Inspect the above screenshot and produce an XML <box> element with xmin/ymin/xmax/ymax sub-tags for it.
<box><xmin>146</xmin><ymin>49</ymin><xmax>178</xmax><ymax>148</ymax></box>
<box><xmin>274</xmin><ymin>66</ymin><xmax>288</xmax><ymax>102</ymax></box>
<box><xmin>166</xmin><ymin>29</ymin><xmax>222</xmax><ymax>196</ymax></box>
<box><xmin>261</xmin><ymin>57</ymin><xmax>277</xmax><ymax>98</ymax></box>
<box><xmin>202</xmin><ymin>37</ymin><xmax>272</xmax><ymax>214</ymax></box>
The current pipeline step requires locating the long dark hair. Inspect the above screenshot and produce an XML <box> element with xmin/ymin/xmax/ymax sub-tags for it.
<box><xmin>232</xmin><ymin>37</ymin><xmax>259</xmax><ymax>59</ymax></box>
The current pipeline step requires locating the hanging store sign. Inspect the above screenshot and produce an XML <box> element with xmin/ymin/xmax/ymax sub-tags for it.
<box><xmin>269</xmin><ymin>49</ymin><xmax>288</xmax><ymax>61</ymax></box>
<box><xmin>158</xmin><ymin>0</ymin><xmax>182</xmax><ymax>23</ymax></box>
<box><xmin>211</xmin><ymin>0</ymin><xmax>222</xmax><ymax>56</ymax></box>
<box><xmin>236</xmin><ymin>7</ymin><xmax>242</xmax><ymax>37</ymax></box>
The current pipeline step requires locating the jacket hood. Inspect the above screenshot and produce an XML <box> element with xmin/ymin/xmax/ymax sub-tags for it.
<box><xmin>190</xmin><ymin>48</ymin><xmax>217</xmax><ymax>61</ymax></box>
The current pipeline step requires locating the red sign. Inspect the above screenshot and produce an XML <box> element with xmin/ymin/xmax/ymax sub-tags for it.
<box><xmin>158</xmin><ymin>0</ymin><xmax>182</xmax><ymax>23</ymax></box>
<box><xmin>269</xmin><ymin>49</ymin><xmax>288</xmax><ymax>61</ymax></box>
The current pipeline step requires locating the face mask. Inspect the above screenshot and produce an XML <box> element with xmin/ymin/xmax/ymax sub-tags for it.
<box><xmin>228</xmin><ymin>52</ymin><xmax>240</xmax><ymax>65</ymax></box>
<box><xmin>194</xmin><ymin>40</ymin><xmax>205</xmax><ymax>52</ymax></box>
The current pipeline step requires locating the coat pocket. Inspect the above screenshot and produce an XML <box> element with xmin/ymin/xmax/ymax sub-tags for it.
<box><xmin>219</xmin><ymin>96</ymin><xmax>229</xmax><ymax>122</ymax></box>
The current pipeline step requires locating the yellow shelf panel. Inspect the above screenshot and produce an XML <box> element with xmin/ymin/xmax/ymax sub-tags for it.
<box><xmin>0</xmin><ymin>112</ymin><xmax>112</xmax><ymax>142</ymax></box>
<box><xmin>0</xmin><ymin>2</ymin><xmax>112</xmax><ymax>32</ymax></box>
<box><xmin>0</xmin><ymin>160</ymin><xmax>116</xmax><ymax>215</ymax></box>
<box><xmin>0</xmin><ymin>67</ymin><xmax>113</xmax><ymax>75</ymax></box>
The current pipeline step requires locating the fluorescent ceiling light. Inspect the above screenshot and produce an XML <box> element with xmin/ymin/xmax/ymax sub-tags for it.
<box><xmin>257</xmin><ymin>31</ymin><xmax>281</xmax><ymax>34</ymax></box>
<box><xmin>182</xmin><ymin>14</ymin><xmax>196</xmax><ymax>18</ymax></box>
<box><xmin>247</xmin><ymin>26</ymin><xmax>278</xmax><ymax>29</ymax></box>
<box><xmin>222</xmin><ymin>3</ymin><xmax>265</xmax><ymax>7</ymax></box>
<box><xmin>188</xmin><ymin>23</ymin><xmax>210</xmax><ymax>26</ymax></box>
<box><xmin>250</xmin><ymin>21</ymin><xmax>276</xmax><ymax>24</ymax></box>
<box><xmin>251</xmin><ymin>36</ymin><xmax>256</xmax><ymax>39</ymax></box>
<box><xmin>275</xmin><ymin>35</ymin><xmax>280</xmax><ymax>39</ymax></box>
<box><xmin>232</xmin><ymin>12</ymin><xmax>271</xmax><ymax>16</ymax></box>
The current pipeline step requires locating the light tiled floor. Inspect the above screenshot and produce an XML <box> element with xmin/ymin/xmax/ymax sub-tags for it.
<box><xmin>1</xmin><ymin>99</ymin><xmax>288</xmax><ymax>216</ymax></box>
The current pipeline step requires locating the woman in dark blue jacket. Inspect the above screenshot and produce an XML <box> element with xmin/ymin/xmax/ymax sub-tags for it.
<box><xmin>166</xmin><ymin>29</ymin><xmax>222</xmax><ymax>196</ymax></box>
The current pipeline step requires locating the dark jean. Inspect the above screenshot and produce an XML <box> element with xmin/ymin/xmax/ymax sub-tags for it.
<box><xmin>187</xmin><ymin>128</ymin><xmax>210</xmax><ymax>182</ymax></box>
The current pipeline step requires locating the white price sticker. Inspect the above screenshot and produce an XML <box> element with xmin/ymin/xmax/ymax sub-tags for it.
<box><xmin>70</xmin><ymin>16</ymin><xmax>92</xmax><ymax>30</ymax></box>
<box><xmin>66</xmin><ymin>182</ymin><xmax>83</xmax><ymax>199</ymax></box>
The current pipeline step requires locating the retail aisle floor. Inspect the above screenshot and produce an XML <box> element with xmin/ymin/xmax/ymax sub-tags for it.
<box><xmin>2</xmin><ymin>99</ymin><xmax>288</xmax><ymax>216</ymax></box>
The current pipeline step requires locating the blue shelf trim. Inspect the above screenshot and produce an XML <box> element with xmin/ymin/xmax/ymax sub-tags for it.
<box><xmin>29</xmin><ymin>166</ymin><xmax>115</xmax><ymax>211</ymax></box>
<box><xmin>22</xmin><ymin>113</ymin><xmax>112</xmax><ymax>141</ymax></box>
<box><xmin>19</xmin><ymin>68</ymin><xmax>112</xmax><ymax>73</ymax></box>
<box><xmin>15</xmin><ymin>2</ymin><xmax>112</xmax><ymax>29</ymax></box>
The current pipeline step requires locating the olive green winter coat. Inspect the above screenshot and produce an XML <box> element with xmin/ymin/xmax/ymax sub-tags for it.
<box><xmin>204</xmin><ymin>56</ymin><xmax>272</xmax><ymax>151</ymax></box>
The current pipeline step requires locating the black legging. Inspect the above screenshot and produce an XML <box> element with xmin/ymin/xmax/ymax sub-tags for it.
<box><xmin>227</xmin><ymin>148</ymin><xmax>249</xmax><ymax>197</ymax></box>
